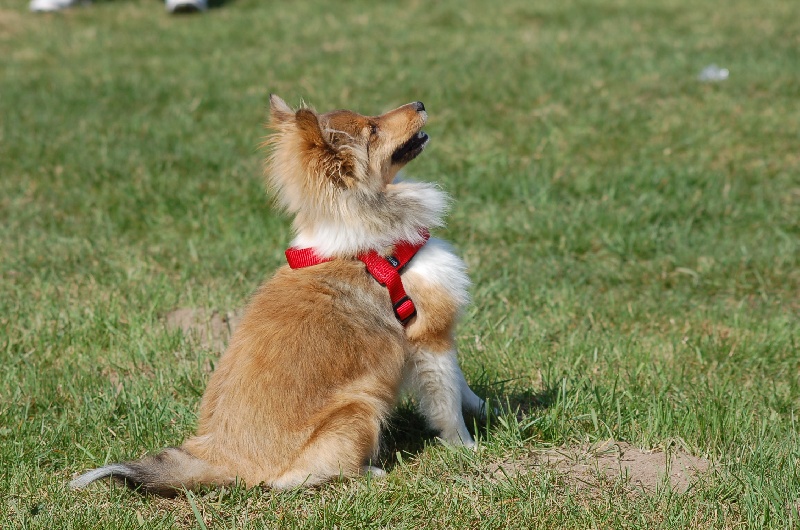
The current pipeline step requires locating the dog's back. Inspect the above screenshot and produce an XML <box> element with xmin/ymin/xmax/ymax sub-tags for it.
<box><xmin>184</xmin><ymin>260</ymin><xmax>407</xmax><ymax>488</ymax></box>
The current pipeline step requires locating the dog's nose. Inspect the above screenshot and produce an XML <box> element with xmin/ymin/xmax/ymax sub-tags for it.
<box><xmin>414</xmin><ymin>101</ymin><xmax>425</xmax><ymax>112</ymax></box>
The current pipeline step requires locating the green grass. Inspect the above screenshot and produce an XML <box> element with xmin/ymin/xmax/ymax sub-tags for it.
<box><xmin>1</xmin><ymin>0</ymin><xmax>799</xmax><ymax>527</ymax></box>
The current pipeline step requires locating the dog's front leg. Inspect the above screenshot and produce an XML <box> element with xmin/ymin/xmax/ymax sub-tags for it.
<box><xmin>458</xmin><ymin>368</ymin><xmax>487</xmax><ymax>419</ymax></box>
<box><xmin>405</xmin><ymin>348</ymin><xmax>476</xmax><ymax>448</ymax></box>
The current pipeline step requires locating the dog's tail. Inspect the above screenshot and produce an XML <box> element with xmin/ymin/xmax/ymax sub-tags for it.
<box><xmin>69</xmin><ymin>446</ymin><xmax>232</xmax><ymax>497</ymax></box>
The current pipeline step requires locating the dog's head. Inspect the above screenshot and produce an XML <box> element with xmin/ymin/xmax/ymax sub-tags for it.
<box><xmin>265</xmin><ymin>95</ymin><xmax>429</xmax><ymax>213</ymax></box>
<box><xmin>265</xmin><ymin>95</ymin><xmax>447</xmax><ymax>257</ymax></box>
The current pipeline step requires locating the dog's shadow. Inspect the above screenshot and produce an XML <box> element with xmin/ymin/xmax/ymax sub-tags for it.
<box><xmin>378</xmin><ymin>403</ymin><xmax>438</xmax><ymax>469</ymax></box>
<box><xmin>378</xmin><ymin>382</ymin><xmax>559</xmax><ymax>472</ymax></box>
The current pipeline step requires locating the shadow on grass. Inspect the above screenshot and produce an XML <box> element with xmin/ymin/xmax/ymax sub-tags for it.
<box><xmin>378</xmin><ymin>378</ymin><xmax>560</xmax><ymax>472</ymax></box>
<box><xmin>379</xmin><ymin>403</ymin><xmax>439</xmax><ymax>470</ymax></box>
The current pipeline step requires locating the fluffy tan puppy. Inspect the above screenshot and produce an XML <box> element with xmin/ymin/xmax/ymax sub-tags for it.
<box><xmin>70</xmin><ymin>95</ymin><xmax>484</xmax><ymax>496</ymax></box>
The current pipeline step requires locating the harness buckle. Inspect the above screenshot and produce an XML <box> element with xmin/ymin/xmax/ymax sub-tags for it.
<box><xmin>393</xmin><ymin>296</ymin><xmax>416</xmax><ymax>325</ymax></box>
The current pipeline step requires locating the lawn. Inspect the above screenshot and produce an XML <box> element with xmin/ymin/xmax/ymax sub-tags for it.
<box><xmin>1</xmin><ymin>0</ymin><xmax>798</xmax><ymax>527</ymax></box>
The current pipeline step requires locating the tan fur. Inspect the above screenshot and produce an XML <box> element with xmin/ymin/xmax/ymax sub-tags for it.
<box><xmin>182</xmin><ymin>261</ymin><xmax>406</xmax><ymax>487</ymax></box>
<box><xmin>71</xmin><ymin>95</ymin><xmax>479</xmax><ymax>495</ymax></box>
<box><xmin>403</xmin><ymin>277</ymin><xmax>461</xmax><ymax>353</ymax></box>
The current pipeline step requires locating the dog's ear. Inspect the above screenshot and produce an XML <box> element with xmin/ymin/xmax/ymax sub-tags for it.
<box><xmin>269</xmin><ymin>94</ymin><xmax>294</xmax><ymax>125</ymax></box>
<box><xmin>295</xmin><ymin>108</ymin><xmax>357</xmax><ymax>189</ymax></box>
<box><xmin>294</xmin><ymin>108</ymin><xmax>328</xmax><ymax>150</ymax></box>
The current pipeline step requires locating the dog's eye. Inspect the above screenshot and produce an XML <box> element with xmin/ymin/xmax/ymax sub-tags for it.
<box><xmin>369</xmin><ymin>124</ymin><xmax>378</xmax><ymax>137</ymax></box>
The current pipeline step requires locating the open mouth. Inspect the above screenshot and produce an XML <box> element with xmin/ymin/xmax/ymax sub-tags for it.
<box><xmin>391</xmin><ymin>131</ymin><xmax>430</xmax><ymax>164</ymax></box>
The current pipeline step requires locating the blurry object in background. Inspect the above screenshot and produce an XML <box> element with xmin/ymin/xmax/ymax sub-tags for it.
<box><xmin>697</xmin><ymin>64</ymin><xmax>730</xmax><ymax>82</ymax></box>
<box><xmin>166</xmin><ymin>0</ymin><xmax>207</xmax><ymax>13</ymax></box>
<box><xmin>29</xmin><ymin>0</ymin><xmax>207</xmax><ymax>13</ymax></box>
<box><xmin>30</xmin><ymin>0</ymin><xmax>88</xmax><ymax>12</ymax></box>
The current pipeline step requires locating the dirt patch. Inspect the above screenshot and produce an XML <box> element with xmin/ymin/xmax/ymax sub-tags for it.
<box><xmin>165</xmin><ymin>307</ymin><xmax>243</xmax><ymax>352</ymax></box>
<box><xmin>0</xmin><ymin>9</ymin><xmax>27</xmax><ymax>41</ymax></box>
<box><xmin>0</xmin><ymin>9</ymin><xmax>22</xmax><ymax>26</ymax></box>
<box><xmin>491</xmin><ymin>439</ymin><xmax>710</xmax><ymax>494</ymax></box>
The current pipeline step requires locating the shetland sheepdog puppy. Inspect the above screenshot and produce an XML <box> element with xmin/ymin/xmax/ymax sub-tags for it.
<box><xmin>70</xmin><ymin>95</ymin><xmax>485</xmax><ymax>496</ymax></box>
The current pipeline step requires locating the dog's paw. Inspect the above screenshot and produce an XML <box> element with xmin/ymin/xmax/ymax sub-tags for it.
<box><xmin>438</xmin><ymin>432</ymin><xmax>477</xmax><ymax>450</ymax></box>
<box><xmin>360</xmin><ymin>466</ymin><xmax>387</xmax><ymax>479</ymax></box>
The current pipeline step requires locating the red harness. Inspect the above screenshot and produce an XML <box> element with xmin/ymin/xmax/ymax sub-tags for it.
<box><xmin>285</xmin><ymin>230</ymin><xmax>430</xmax><ymax>326</ymax></box>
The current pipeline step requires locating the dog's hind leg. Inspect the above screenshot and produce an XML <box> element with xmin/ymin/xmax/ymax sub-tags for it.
<box><xmin>270</xmin><ymin>397</ymin><xmax>386</xmax><ymax>489</ymax></box>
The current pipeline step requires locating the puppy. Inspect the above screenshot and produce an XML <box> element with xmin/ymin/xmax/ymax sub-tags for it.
<box><xmin>70</xmin><ymin>95</ymin><xmax>484</xmax><ymax>496</ymax></box>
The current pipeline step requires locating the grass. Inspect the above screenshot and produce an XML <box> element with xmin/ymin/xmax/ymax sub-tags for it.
<box><xmin>1</xmin><ymin>0</ymin><xmax>798</xmax><ymax>527</ymax></box>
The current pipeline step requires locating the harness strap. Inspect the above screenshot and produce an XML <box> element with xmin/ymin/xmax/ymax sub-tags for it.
<box><xmin>284</xmin><ymin>247</ymin><xmax>333</xmax><ymax>269</ymax></box>
<box><xmin>284</xmin><ymin>230</ymin><xmax>429</xmax><ymax>326</ymax></box>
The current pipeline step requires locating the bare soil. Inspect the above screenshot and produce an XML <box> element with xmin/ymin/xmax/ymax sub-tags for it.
<box><xmin>165</xmin><ymin>307</ymin><xmax>243</xmax><ymax>352</ymax></box>
<box><xmin>491</xmin><ymin>439</ymin><xmax>711</xmax><ymax>494</ymax></box>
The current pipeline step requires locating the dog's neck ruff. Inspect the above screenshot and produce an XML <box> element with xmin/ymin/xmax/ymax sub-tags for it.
<box><xmin>285</xmin><ymin>230</ymin><xmax>430</xmax><ymax>326</ymax></box>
